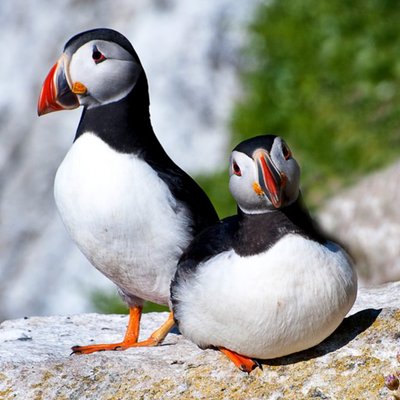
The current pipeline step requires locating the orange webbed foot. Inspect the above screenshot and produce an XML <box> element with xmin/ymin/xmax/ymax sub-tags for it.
<box><xmin>71</xmin><ymin>309</ymin><xmax>175</xmax><ymax>355</ymax></box>
<box><xmin>219</xmin><ymin>347</ymin><xmax>261</xmax><ymax>373</ymax></box>
<box><xmin>71</xmin><ymin>341</ymin><xmax>136</xmax><ymax>354</ymax></box>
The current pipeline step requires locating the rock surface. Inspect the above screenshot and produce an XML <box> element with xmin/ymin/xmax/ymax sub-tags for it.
<box><xmin>318</xmin><ymin>161</ymin><xmax>400</xmax><ymax>284</ymax></box>
<box><xmin>0</xmin><ymin>283</ymin><xmax>399</xmax><ymax>399</ymax></box>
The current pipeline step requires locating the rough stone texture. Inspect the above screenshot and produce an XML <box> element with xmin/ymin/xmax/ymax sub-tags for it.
<box><xmin>318</xmin><ymin>161</ymin><xmax>400</xmax><ymax>285</ymax></box>
<box><xmin>0</xmin><ymin>283</ymin><xmax>399</xmax><ymax>399</ymax></box>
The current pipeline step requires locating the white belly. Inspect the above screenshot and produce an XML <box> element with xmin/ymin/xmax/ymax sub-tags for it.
<box><xmin>174</xmin><ymin>234</ymin><xmax>357</xmax><ymax>359</ymax></box>
<box><xmin>54</xmin><ymin>133</ymin><xmax>192</xmax><ymax>305</ymax></box>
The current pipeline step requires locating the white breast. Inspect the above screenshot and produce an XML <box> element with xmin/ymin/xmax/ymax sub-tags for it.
<box><xmin>174</xmin><ymin>234</ymin><xmax>357</xmax><ymax>359</ymax></box>
<box><xmin>54</xmin><ymin>133</ymin><xmax>192</xmax><ymax>305</ymax></box>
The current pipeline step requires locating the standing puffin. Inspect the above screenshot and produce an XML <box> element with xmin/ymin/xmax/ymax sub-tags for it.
<box><xmin>171</xmin><ymin>135</ymin><xmax>357</xmax><ymax>372</ymax></box>
<box><xmin>37</xmin><ymin>28</ymin><xmax>218</xmax><ymax>354</ymax></box>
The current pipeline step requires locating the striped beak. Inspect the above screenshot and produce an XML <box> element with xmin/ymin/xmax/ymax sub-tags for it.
<box><xmin>37</xmin><ymin>54</ymin><xmax>80</xmax><ymax>116</ymax></box>
<box><xmin>254</xmin><ymin>149</ymin><xmax>286</xmax><ymax>208</ymax></box>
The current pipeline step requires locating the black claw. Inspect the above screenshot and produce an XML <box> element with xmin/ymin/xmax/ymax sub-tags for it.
<box><xmin>239</xmin><ymin>359</ymin><xmax>263</xmax><ymax>373</ymax></box>
<box><xmin>254</xmin><ymin>359</ymin><xmax>263</xmax><ymax>371</ymax></box>
<box><xmin>239</xmin><ymin>363</ymin><xmax>255</xmax><ymax>374</ymax></box>
<box><xmin>70</xmin><ymin>346</ymin><xmax>81</xmax><ymax>355</ymax></box>
<box><xmin>239</xmin><ymin>364</ymin><xmax>249</xmax><ymax>373</ymax></box>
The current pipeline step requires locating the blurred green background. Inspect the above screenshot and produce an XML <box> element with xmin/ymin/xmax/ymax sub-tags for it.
<box><xmin>94</xmin><ymin>0</ymin><xmax>400</xmax><ymax>314</ymax></box>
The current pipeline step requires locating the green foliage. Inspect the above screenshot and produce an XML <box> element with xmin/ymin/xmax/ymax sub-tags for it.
<box><xmin>91</xmin><ymin>289</ymin><xmax>128</xmax><ymax>314</ymax></box>
<box><xmin>231</xmin><ymin>0</ymin><xmax>400</xmax><ymax>206</ymax></box>
<box><xmin>91</xmin><ymin>289</ymin><xmax>168</xmax><ymax>314</ymax></box>
<box><xmin>143</xmin><ymin>302</ymin><xmax>169</xmax><ymax>313</ymax></box>
<box><xmin>196</xmin><ymin>171</ymin><xmax>236</xmax><ymax>218</ymax></box>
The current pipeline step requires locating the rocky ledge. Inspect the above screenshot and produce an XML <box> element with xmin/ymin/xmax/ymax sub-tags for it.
<box><xmin>0</xmin><ymin>282</ymin><xmax>399</xmax><ymax>399</ymax></box>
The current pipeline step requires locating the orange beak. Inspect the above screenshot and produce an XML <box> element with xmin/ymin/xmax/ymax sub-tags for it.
<box><xmin>254</xmin><ymin>149</ymin><xmax>286</xmax><ymax>208</ymax></box>
<box><xmin>37</xmin><ymin>55</ymin><xmax>80</xmax><ymax>116</ymax></box>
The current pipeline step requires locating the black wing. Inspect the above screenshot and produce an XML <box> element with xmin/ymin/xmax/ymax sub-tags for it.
<box><xmin>154</xmin><ymin>164</ymin><xmax>219</xmax><ymax>235</ymax></box>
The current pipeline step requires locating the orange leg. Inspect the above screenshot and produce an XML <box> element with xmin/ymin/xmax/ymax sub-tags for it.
<box><xmin>219</xmin><ymin>347</ymin><xmax>259</xmax><ymax>373</ymax></box>
<box><xmin>72</xmin><ymin>308</ymin><xmax>175</xmax><ymax>355</ymax></box>
<box><xmin>119</xmin><ymin>310</ymin><xmax>175</xmax><ymax>348</ymax></box>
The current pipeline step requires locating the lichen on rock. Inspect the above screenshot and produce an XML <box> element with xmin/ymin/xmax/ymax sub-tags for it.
<box><xmin>0</xmin><ymin>283</ymin><xmax>399</xmax><ymax>399</ymax></box>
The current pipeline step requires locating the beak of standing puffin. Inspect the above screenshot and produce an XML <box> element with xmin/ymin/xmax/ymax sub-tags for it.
<box><xmin>253</xmin><ymin>149</ymin><xmax>287</xmax><ymax>208</ymax></box>
<box><xmin>37</xmin><ymin>54</ymin><xmax>84</xmax><ymax>116</ymax></box>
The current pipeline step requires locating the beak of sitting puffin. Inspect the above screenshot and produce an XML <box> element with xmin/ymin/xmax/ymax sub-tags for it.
<box><xmin>37</xmin><ymin>54</ymin><xmax>84</xmax><ymax>116</ymax></box>
<box><xmin>253</xmin><ymin>149</ymin><xmax>287</xmax><ymax>208</ymax></box>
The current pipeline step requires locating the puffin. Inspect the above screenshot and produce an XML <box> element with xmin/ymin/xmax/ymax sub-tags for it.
<box><xmin>171</xmin><ymin>134</ymin><xmax>357</xmax><ymax>372</ymax></box>
<box><xmin>37</xmin><ymin>28</ymin><xmax>218</xmax><ymax>354</ymax></box>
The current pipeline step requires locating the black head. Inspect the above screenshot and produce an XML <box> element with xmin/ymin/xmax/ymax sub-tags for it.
<box><xmin>63</xmin><ymin>28</ymin><xmax>141</xmax><ymax>65</ymax></box>
<box><xmin>232</xmin><ymin>135</ymin><xmax>277</xmax><ymax>158</ymax></box>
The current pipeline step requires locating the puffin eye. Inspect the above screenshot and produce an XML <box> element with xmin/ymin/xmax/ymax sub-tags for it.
<box><xmin>92</xmin><ymin>46</ymin><xmax>106</xmax><ymax>64</ymax></box>
<box><xmin>282</xmin><ymin>142</ymin><xmax>292</xmax><ymax>160</ymax></box>
<box><xmin>232</xmin><ymin>161</ymin><xmax>242</xmax><ymax>176</ymax></box>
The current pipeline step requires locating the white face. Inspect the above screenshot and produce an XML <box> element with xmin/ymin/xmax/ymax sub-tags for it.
<box><xmin>67</xmin><ymin>40</ymin><xmax>142</xmax><ymax>108</ymax></box>
<box><xmin>229</xmin><ymin>136</ymin><xmax>300</xmax><ymax>214</ymax></box>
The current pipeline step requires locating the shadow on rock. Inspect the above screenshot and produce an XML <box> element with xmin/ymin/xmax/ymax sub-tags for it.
<box><xmin>264</xmin><ymin>308</ymin><xmax>381</xmax><ymax>366</ymax></box>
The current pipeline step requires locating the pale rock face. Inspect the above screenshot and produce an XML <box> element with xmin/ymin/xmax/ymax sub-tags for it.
<box><xmin>0</xmin><ymin>283</ymin><xmax>398</xmax><ymax>399</ymax></box>
<box><xmin>318</xmin><ymin>161</ymin><xmax>400</xmax><ymax>284</ymax></box>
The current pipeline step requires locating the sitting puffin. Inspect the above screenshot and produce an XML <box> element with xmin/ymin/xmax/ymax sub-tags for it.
<box><xmin>171</xmin><ymin>135</ymin><xmax>357</xmax><ymax>372</ymax></box>
<box><xmin>37</xmin><ymin>28</ymin><xmax>218</xmax><ymax>354</ymax></box>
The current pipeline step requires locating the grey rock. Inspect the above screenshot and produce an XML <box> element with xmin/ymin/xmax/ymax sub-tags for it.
<box><xmin>0</xmin><ymin>283</ymin><xmax>399</xmax><ymax>399</ymax></box>
<box><xmin>318</xmin><ymin>161</ymin><xmax>400</xmax><ymax>284</ymax></box>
